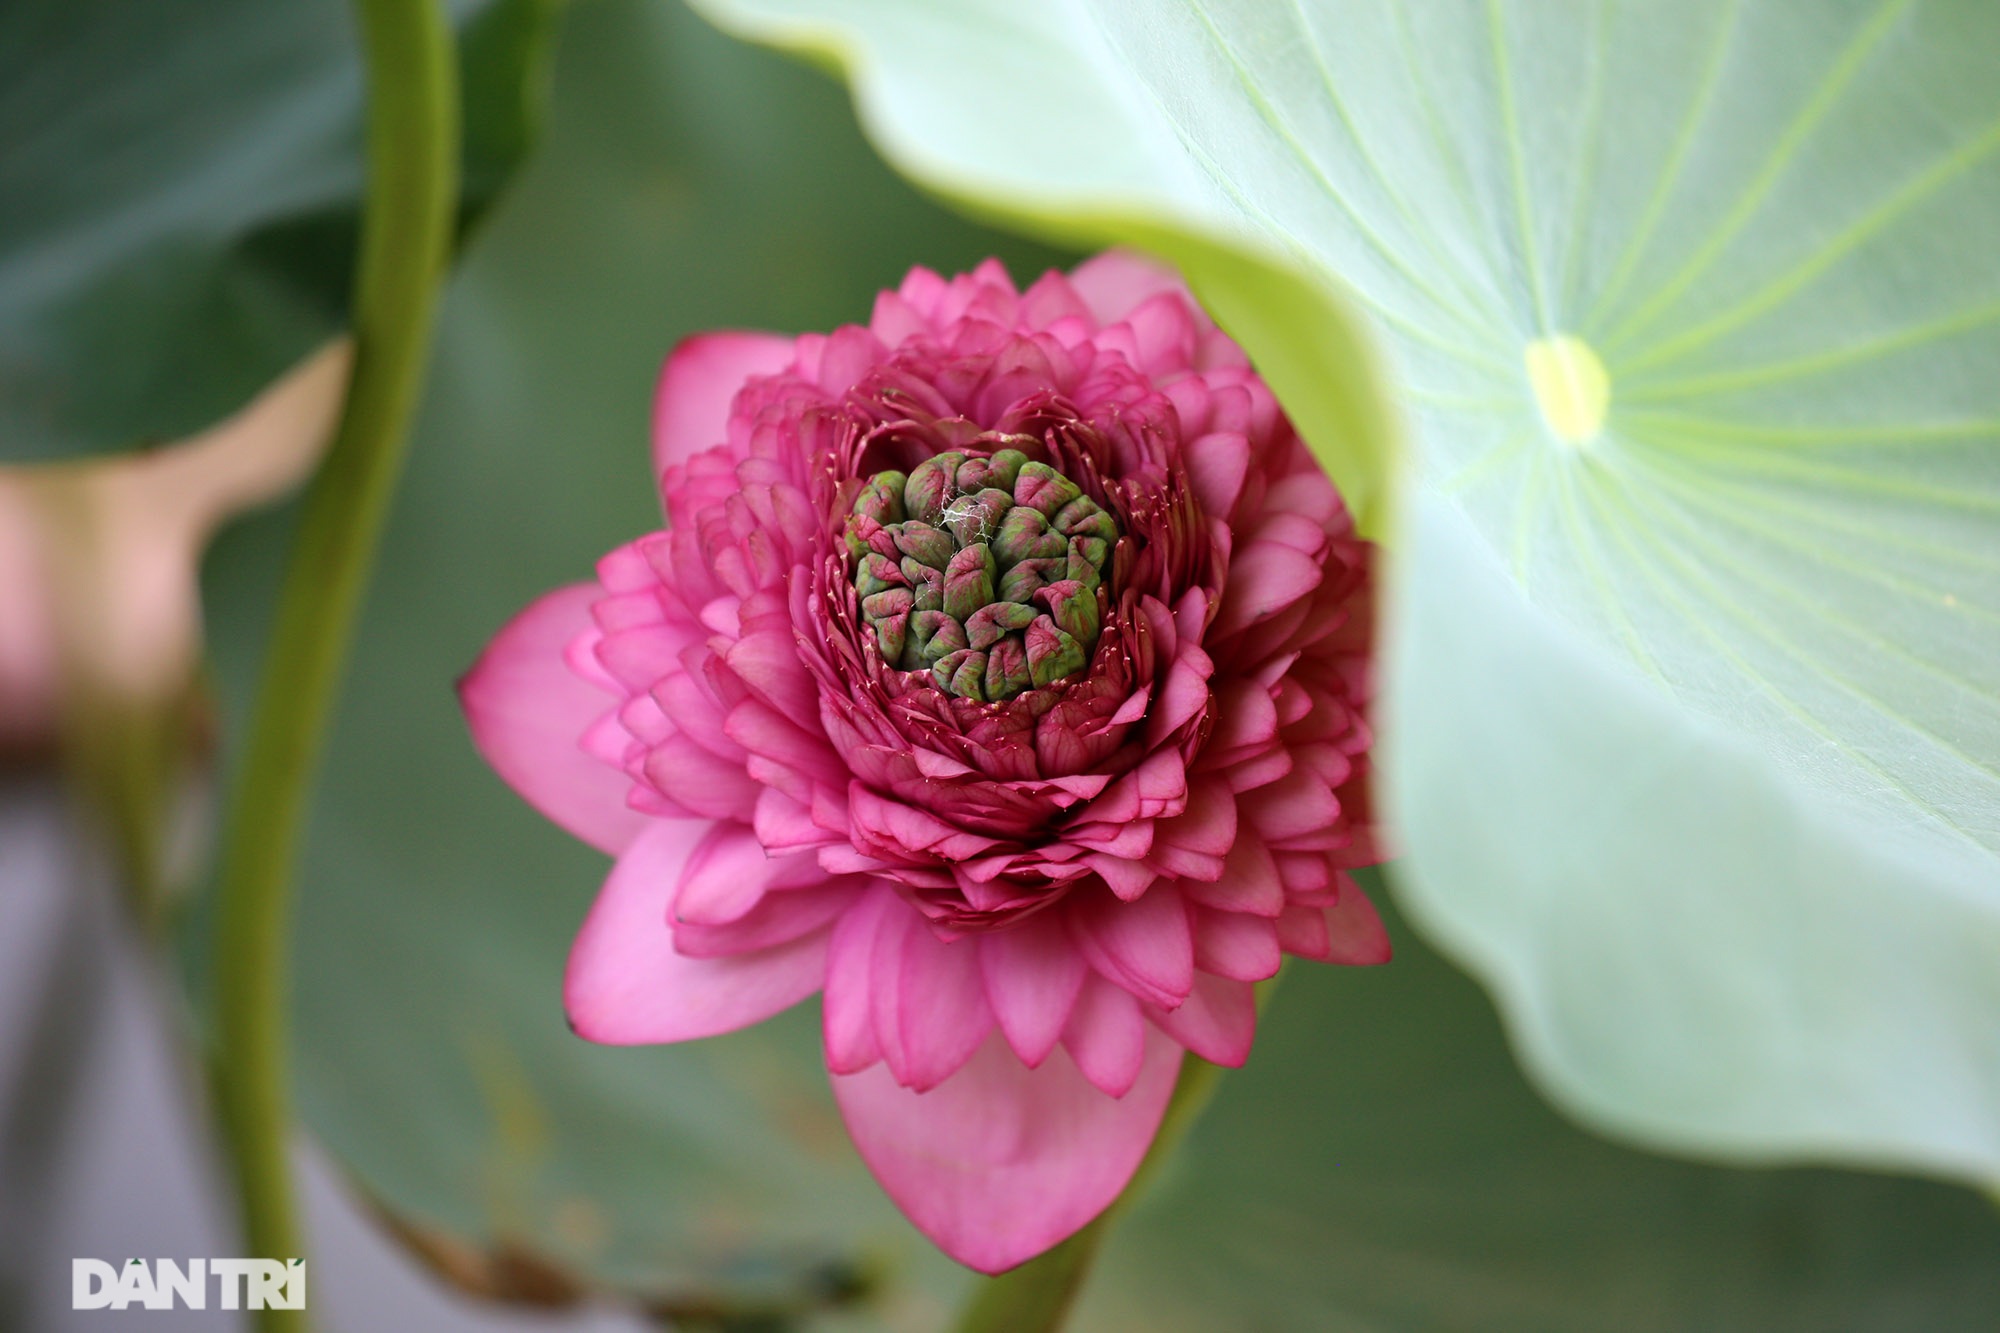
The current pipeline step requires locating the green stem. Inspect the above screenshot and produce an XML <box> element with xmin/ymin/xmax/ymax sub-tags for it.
<box><xmin>951</xmin><ymin>968</ymin><xmax>1287</xmax><ymax>1333</ymax></box>
<box><xmin>209</xmin><ymin>1</ymin><xmax>458</xmax><ymax>1325</ymax></box>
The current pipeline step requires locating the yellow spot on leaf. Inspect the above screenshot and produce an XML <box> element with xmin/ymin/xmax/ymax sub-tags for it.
<box><xmin>1524</xmin><ymin>334</ymin><xmax>1610</xmax><ymax>446</ymax></box>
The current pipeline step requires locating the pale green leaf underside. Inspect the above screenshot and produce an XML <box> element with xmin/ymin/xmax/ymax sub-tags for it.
<box><xmin>696</xmin><ymin>0</ymin><xmax>2000</xmax><ymax>1178</ymax></box>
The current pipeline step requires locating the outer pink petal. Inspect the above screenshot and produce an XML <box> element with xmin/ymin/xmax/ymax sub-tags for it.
<box><xmin>641</xmin><ymin>732</ymin><xmax>762</xmax><ymax>822</ymax></box>
<box><xmin>1191</xmin><ymin>908</ymin><xmax>1283</xmax><ymax>982</ymax></box>
<box><xmin>1146</xmin><ymin>972</ymin><xmax>1256</xmax><ymax>1067</ymax></box>
<box><xmin>1245</xmin><ymin>768</ymin><xmax>1344</xmax><ymax>843</ymax></box>
<box><xmin>894</xmin><ymin>913</ymin><xmax>994</xmax><ymax>1091</ymax></box>
<box><xmin>1213</xmin><ymin>542</ymin><xmax>1325</xmax><ymax>637</ymax></box>
<box><xmin>1323</xmin><ymin>880</ymin><xmax>1394</xmax><ymax>965</ymax></box>
<box><xmin>1116</xmin><ymin>292</ymin><xmax>1201</xmax><ymax>375</ymax></box>
<box><xmin>980</xmin><ymin>912</ymin><xmax>1089</xmax><ymax>1067</ymax></box>
<box><xmin>870</xmin><ymin>289</ymin><xmax>932</xmax><ymax>345</ymax></box>
<box><xmin>1072</xmin><ymin>884</ymin><xmax>1195</xmax><ymax>1009</ymax></box>
<box><xmin>460</xmin><ymin>583</ymin><xmax>646</xmax><ymax>856</ymax></box>
<box><xmin>652</xmin><ymin>332</ymin><xmax>796</xmax><ymax>479</ymax></box>
<box><xmin>1086</xmin><ymin>852</ymin><xmax>1158</xmax><ymax>902</ymax></box>
<box><xmin>867</xmin><ymin>897</ymin><xmax>928</xmax><ymax>1084</ymax></box>
<box><xmin>673</xmin><ymin>882</ymin><xmax>860</xmax><ymax>958</ymax></box>
<box><xmin>1186</xmin><ymin>830</ymin><xmax>1286</xmax><ymax>917</ymax></box>
<box><xmin>1184</xmin><ymin>429</ymin><xmax>1251</xmax><ymax>519</ymax></box>
<box><xmin>565</xmin><ymin>820</ymin><xmax>828</xmax><ymax>1044</ymax></box>
<box><xmin>1066</xmin><ymin>251</ymin><xmax>1187</xmax><ymax>327</ymax></box>
<box><xmin>1018</xmin><ymin>269</ymin><xmax>1094</xmax><ymax>328</ymax></box>
<box><xmin>832</xmin><ymin>1027</ymin><xmax>1181</xmax><ymax>1274</ymax></box>
<box><xmin>1275</xmin><ymin>903</ymin><xmax>1334</xmax><ymax>961</ymax></box>
<box><xmin>823</xmin><ymin>884</ymin><xmax>899</xmax><ymax>1074</ymax></box>
<box><xmin>1062</xmin><ymin>974</ymin><xmax>1149</xmax><ymax>1097</ymax></box>
<box><xmin>673</xmin><ymin>823</ymin><xmax>782</xmax><ymax>925</ymax></box>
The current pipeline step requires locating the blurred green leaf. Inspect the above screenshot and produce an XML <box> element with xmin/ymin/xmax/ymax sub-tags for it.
<box><xmin>196</xmin><ymin>2</ymin><xmax>2000</xmax><ymax>1326</ymax></box>
<box><xmin>689</xmin><ymin>0</ymin><xmax>2000</xmax><ymax>1185</ymax></box>
<box><xmin>0</xmin><ymin>0</ymin><xmax>564</xmax><ymax>463</ymax></box>
<box><xmin>1076</xmin><ymin>878</ymin><xmax>2000</xmax><ymax>1333</ymax></box>
<box><xmin>458</xmin><ymin>0</ymin><xmax>567</xmax><ymax>237</ymax></box>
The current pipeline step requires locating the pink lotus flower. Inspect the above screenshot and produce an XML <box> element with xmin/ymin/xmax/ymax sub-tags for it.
<box><xmin>460</xmin><ymin>254</ymin><xmax>1387</xmax><ymax>1273</ymax></box>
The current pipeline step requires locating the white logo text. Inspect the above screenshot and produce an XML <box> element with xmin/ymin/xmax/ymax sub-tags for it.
<box><xmin>72</xmin><ymin>1258</ymin><xmax>306</xmax><ymax>1310</ymax></box>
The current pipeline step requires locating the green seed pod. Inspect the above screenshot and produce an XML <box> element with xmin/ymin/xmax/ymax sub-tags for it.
<box><xmin>983</xmin><ymin>637</ymin><xmax>1031</xmax><ymax>699</ymax></box>
<box><xmin>956</xmin><ymin>447</ymin><xmax>1028</xmax><ymax>495</ymax></box>
<box><xmin>902</xmin><ymin>608</ymin><xmax>943</xmax><ymax>669</ymax></box>
<box><xmin>1035</xmin><ymin>578</ymin><xmax>1099</xmax><ymax>645</ymax></box>
<box><xmin>893</xmin><ymin>521</ymin><xmax>955</xmax><ymax>570</ymax></box>
<box><xmin>901</xmin><ymin>560</ymin><xmax>944</xmax><ymax>612</ymax></box>
<box><xmin>850</xmin><ymin>455</ymin><xmax>1118</xmax><ymax>700</ymax></box>
<box><xmin>964</xmin><ymin>600</ymin><xmax>1039</xmax><ymax>650</ymax></box>
<box><xmin>911</xmin><ymin>609</ymin><xmax>968</xmax><ymax>665</ymax></box>
<box><xmin>1052</xmin><ymin>494</ymin><xmax>1119</xmax><ymax>544</ymax></box>
<box><xmin>862</xmin><ymin>587</ymin><xmax>913</xmax><ymax>621</ymax></box>
<box><xmin>872</xmin><ymin>609</ymin><xmax>909</xmax><ymax>662</ymax></box>
<box><xmin>845</xmin><ymin>514</ymin><xmax>881</xmax><ymax>565</ymax></box>
<box><xmin>903</xmin><ymin>452</ymin><xmax>966</xmax><ymax>526</ymax></box>
<box><xmin>934</xmin><ymin>648</ymin><xmax>990</xmax><ymax>702</ymax></box>
<box><xmin>852</xmin><ymin>471</ymin><xmax>908</xmax><ymax>525</ymax></box>
<box><xmin>941</xmin><ymin>487</ymin><xmax>1013</xmax><ymax>547</ymax></box>
<box><xmin>1014</xmin><ymin>461</ymin><xmax>1082</xmax><ymax>517</ymax></box>
<box><xmin>1067</xmin><ymin>536</ymin><xmax>1109</xmax><ymax>581</ymax></box>
<box><xmin>942</xmin><ymin>543</ymin><xmax>997</xmax><ymax>622</ymax></box>
<box><xmin>1025</xmin><ymin>615</ymin><xmax>1088</xmax><ymax>688</ymax></box>
<box><xmin>997</xmin><ymin>557</ymin><xmax>1065</xmax><ymax>605</ymax></box>
<box><xmin>992</xmin><ymin>505</ymin><xmax>1066</xmax><ymax>568</ymax></box>
<box><xmin>855</xmin><ymin>552</ymin><xmax>907</xmax><ymax>600</ymax></box>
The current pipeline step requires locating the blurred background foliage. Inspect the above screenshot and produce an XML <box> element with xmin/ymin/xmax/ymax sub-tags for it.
<box><xmin>5</xmin><ymin>0</ymin><xmax>1999</xmax><ymax>1327</ymax></box>
<box><xmin>0</xmin><ymin>0</ymin><xmax>559</xmax><ymax>465</ymax></box>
